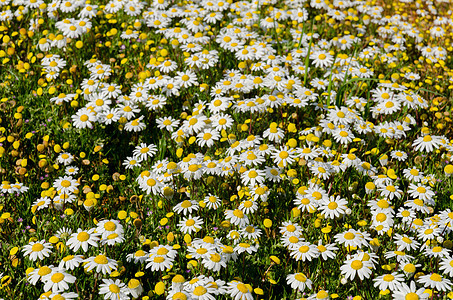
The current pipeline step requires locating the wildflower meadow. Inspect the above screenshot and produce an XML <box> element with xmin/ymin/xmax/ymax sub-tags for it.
<box><xmin>2</xmin><ymin>0</ymin><xmax>453</xmax><ymax>299</ymax></box>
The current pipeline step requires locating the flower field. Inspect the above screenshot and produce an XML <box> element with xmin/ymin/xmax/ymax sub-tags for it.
<box><xmin>2</xmin><ymin>0</ymin><xmax>453</xmax><ymax>299</ymax></box>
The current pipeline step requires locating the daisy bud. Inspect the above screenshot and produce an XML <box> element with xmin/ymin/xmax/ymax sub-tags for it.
<box><xmin>83</xmin><ymin>198</ymin><xmax>95</xmax><ymax>211</ymax></box>
<box><xmin>444</xmin><ymin>164</ymin><xmax>453</xmax><ymax>176</ymax></box>
<box><xmin>128</xmin><ymin>279</ymin><xmax>143</xmax><ymax>298</ymax></box>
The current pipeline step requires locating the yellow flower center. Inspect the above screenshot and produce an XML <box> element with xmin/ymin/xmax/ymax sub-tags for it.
<box><xmin>32</xmin><ymin>243</ymin><xmax>44</xmax><ymax>252</ymax></box>
<box><xmin>94</xmin><ymin>255</ymin><xmax>108</xmax><ymax>264</ymax></box>
<box><xmin>351</xmin><ymin>260</ymin><xmax>363</xmax><ymax>270</ymax></box>
<box><xmin>104</xmin><ymin>221</ymin><xmax>117</xmax><ymax>231</ymax></box>
<box><xmin>299</xmin><ymin>246</ymin><xmax>309</xmax><ymax>253</ymax></box>
<box><xmin>344</xmin><ymin>232</ymin><xmax>355</xmax><ymax>240</ymax></box>
<box><xmin>248</xmin><ymin>171</ymin><xmax>258</xmax><ymax>178</ymax></box>
<box><xmin>233</xmin><ymin>209</ymin><xmax>244</xmax><ymax>218</ymax></box>
<box><xmin>193</xmin><ymin>286</ymin><xmax>207</xmax><ymax>296</ymax></box>
<box><xmin>147</xmin><ymin>178</ymin><xmax>156</xmax><ymax>186</ymax></box>
<box><xmin>154</xmin><ymin>256</ymin><xmax>165</xmax><ymax>263</ymax></box>
<box><xmin>186</xmin><ymin>219</ymin><xmax>195</xmax><ymax>226</ymax></box>
<box><xmin>210</xmin><ymin>253</ymin><xmax>221</xmax><ymax>262</ymax></box>
<box><xmin>109</xmin><ymin>284</ymin><xmax>120</xmax><ymax>293</ymax></box>
<box><xmin>327</xmin><ymin>202</ymin><xmax>338</xmax><ymax>210</ymax></box>
<box><xmin>181</xmin><ymin>200</ymin><xmax>192</xmax><ymax>208</ymax></box>
<box><xmin>423</xmin><ymin>135</ymin><xmax>432</xmax><ymax>142</ymax></box>
<box><xmin>405</xmin><ymin>293</ymin><xmax>419</xmax><ymax>300</ymax></box>
<box><xmin>402</xmin><ymin>237</ymin><xmax>412</xmax><ymax>244</ymax></box>
<box><xmin>60</xmin><ymin>180</ymin><xmax>71</xmax><ymax>187</ymax></box>
<box><xmin>51</xmin><ymin>273</ymin><xmax>64</xmax><ymax>283</ymax></box>
<box><xmin>243</xmin><ymin>201</ymin><xmax>253</xmax><ymax>208</ymax></box>
<box><xmin>77</xmin><ymin>232</ymin><xmax>89</xmax><ymax>241</ymax></box>
<box><xmin>38</xmin><ymin>266</ymin><xmax>51</xmax><ymax>276</ymax></box>
<box><xmin>430</xmin><ymin>273</ymin><xmax>442</xmax><ymax>282</ymax></box>
<box><xmin>383</xmin><ymin>274</ymin><xmax>394</xmax><ymax>282</ymax></box>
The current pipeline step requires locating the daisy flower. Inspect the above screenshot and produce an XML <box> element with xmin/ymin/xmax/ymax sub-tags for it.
<box><xmin>53</xmin><ymin>176</ymin><xmax>79</xmax><ymax>195</ymax></box>
<box><xmin>55</xmin><ymin>227</ymin><xmax>73</xmax><ymax>240</ymax></box>
<box><xmin>42</xmin><ymin>268</ymin><xmax>76</xmax><ymax>293</ymax></box>
<box><xmin>318</xmin><ymin>195</ymin><xmax>348</xmax><ymax>219</ymax></box>
<box><xmin>417</xmin><ymin>273</ymin><xmax>452</xmax><ymax>292</ymax></box>
<box><xmin>289</xmin><ymin>242</ymin><xmax>319</xmax><ymax>262</ymax></box>
<box><xmin>28</xmin><ymin>265</ymin><xmax>54</xmax><ymax>285</ymax></box>
<box><xmin>84</xmin><ymin>254</ymin><xmax>118</xmax><ymax>275</ymax></box>
<box><xmin>241</xmin><ymin>168</ymin><xmax>265</xmax><ymax>187</ymax></box>
<box><xmin>123</xmin><ymin>156</ymin><xmax>141</xmax><ymax>170</ymax></box>
<box><xmin>211</xmin><ymin>113</ymin><xmax>234</xmax><ymax>131</ymax></box>
<box><xmin>201</xmin><ymin>253</ymin><xmax>226</xmax><ymax>272</ymax></box>
<box><xmin>188</xmin><ymin>243</ymin><xmax>215</xmax><ymax>260</ymax></box>
<box><xmin>384</xmin><ymin>251</ymin><xmax>415</xmax><ymax>263</ymax></box>
<box><xmin>287</xmin><ymin>273</ymin><xmax>312</xmax><ymax>292</ymax></box>
<box><xmin>96</xmin><ymin>219</ymin><xmax>123</xmax><ymax>237</ymax></box>
<box><xmin>22</xmin><ymin>240</ymin><xmax>53</xmax><ymax>261</ymax></box>
<box><xmin>65</xmin><ymin>166</ymin><xmax>79</xmax><ymax>176</ymax></box>
<box><xmin>399</xmin><ymin>262</ymin><xmax>421</xmax><ymax>277</ymax></box>
<box><xmin>128</xmin><ymin>279</ymin><xmax>144</xmax><ymax>298</ymax></box>
<box><xmin>392</xmin><ymin>281</ymin><xmax>428</xmax><ymax>299</ymax></box>
<box><xmin>47</xmin><ymin>292</ymin><xmax>79</xmax><ymax>300</ymax></box>
<box><xmin>156</xmin><ymin>116</ymin><xmax>180</xmax><ymax>132</ymax></box>
<box><xmin>393</xmin><ymin>234</ymin><xmax>420</xmax><ymax>252</ymax></box>
<box><xmin>126</xmin><ymin>249</ymin><xmax>148</xmax><ymax>264</ymax></box>
<box><xmin>208</xmin><ymin>97</ymin><xmax>231</xmax><ymax>113</ymax></box>
<box><xmin>32</xmin><ymin>196</ymin><xmax>51</xmax><ymax>212</ymax></box>
<box><xmin>379</xmin><ymin>184</ymin><xmax>403</xmax><ymax>200</ymax></box>
<box><xmin>340</xmin><ymin>252</ymin><xmax>373</xmax><ymax>281</ymax></box>
<box><xmin>307</xmin><ymin>290</ymin><xmax>330</xmax><ymax>300</ymax></box>
<box><xmin>137</xmin><ymin>172</ymin><xmax>163</xmax><ymax>195</ymax></box>
<box><xmin>176</xmin><ymin>70</ymin><xmax>198</xmax><ymax>88</ymax></box>
<box><xmin>204</xmin><ymin>194</ymin><xmax>222</xmax><ymax>210</ymax></box>
<box><xmin>240</xmin><ymin>225</ymin><xmax>262</xmax><ymax>240</ymax></box>
<box><xmin>224</xmin><ymin>209</ymin><xmax>249</xmax><ymax>227</ymax></box>
<box><xmin>439</xmin><ymin>256</ymin><xmax>453</xmax><ymax>277</ymax></box>
<box><xmin>390</xmin><ymin>150</ymin><xmax>408</xmax><ymax>161</ymax></box>
<box><xmin>226</xmin><ymin>281</ymin><xmax>253</xmax><ymax>300</ymax></box>
<box><xmin>67</xmin><ymin>228</ymin><xmax>100</xmax><ymax>252</ymax></box>
<box><xmin>406</xmin><ymin>199</ymin><xmax>431</xmax><ymax>215</ymax></box>
<box><xmin>59</xmin><ymin>255</ymin><xmax>84</xmax><ymax>270</ymax></box>
<box><xmin>262</xmin><ymin>126</ymin><xmax>285</xmax><ymax>142</ymax></box>
<box><xmin>99</xmin><ymin>279</ymin><xmax>130</xmax><ymax>300</ymax></box>
<box><xmin>145</xmin><ymin>95</ymin><xmax>167</xmax><ymax>111</ymax></box>
<box><xmin>335</xmin><ymin>229</ymin><xmax>370</xmax><ymax>249</ymax></box>
<box><xmin>332</xmin><ymin>127</ymin><xmax>355</xmax><ymax>145</ymax></box>
<box><xmin>279</xmin><ymin>221</ymin><xmax>303</xmax><ymax>237</ymax></box>
<box><xmin>72</xmin><ymin>107</ymin><xmax>96</xmax><ymax>129</ymax></box>
<box><xmin>424</xmin><ymin>246</ymin><xmax>450</xmax><ymax>259</ymax></box>
<box><xmin>408</xmin><ymin>183</ymin><xmax>435</xmax><ymax>202</ymax></box>
<box><xmin>316</xmin><ymin>241</ymin><xmax>338</xmax><ymax>260</ymax></box>
<box><xmin>173</xmin><ymin>200</ymin><xmax>200</xmax><ymax>215</ymax></box>
<box><xmin>403</xmin><ymin>167</ymin><xmax>424</xmax><ymax>182</ymax></box>
<box><xmin>197</xmin><ymin>129</ymin><xmax>220</xmax><ymax>147</ymax></box>
<box><xmin>124</xmin><ymin>116</ymin><xmax>146</xmax><ymax>132</ymax></box>
<box><xmin>132</xmin><ymin>143</ymin><xmax>158</xmax><ymax>162</ymax></box>
<box><xmin>373</xmin><ymin>272</ymin><xmax>405</xmax><ymax>292</ymax></box>
<box><xmin>310</xmin><ymin>50</ymin><xmax>334</xmax><ymax>68</ymax></box>
<box><xmin>271</xmin><ymin>146</ymin><xmax>296</xmax><ymax>167</ymax></box>
<box><xmin>238</xmin><ymin>199</ymin><xmax>258</xmax><ymax>214</ymax></box>
<box><xmin>412</xmin><ymin>135</ymin><xmax>442</xmax><ymax>152</ymax></box>
<box><xmin>145</xmin><ymin>254</ymin><xmax>174</xmax><ymax>272</ymax></box>
<box><xmin>178</xmin><ymin>215</ymin><xmax>203</xmax><ymax>234</ymax></box>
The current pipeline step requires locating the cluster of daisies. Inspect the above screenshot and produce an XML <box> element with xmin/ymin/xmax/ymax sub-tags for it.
<box><xmin>5</xmin><ymin>0</ymin><xmax>453</xmax><ymax>298</ymax></box>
